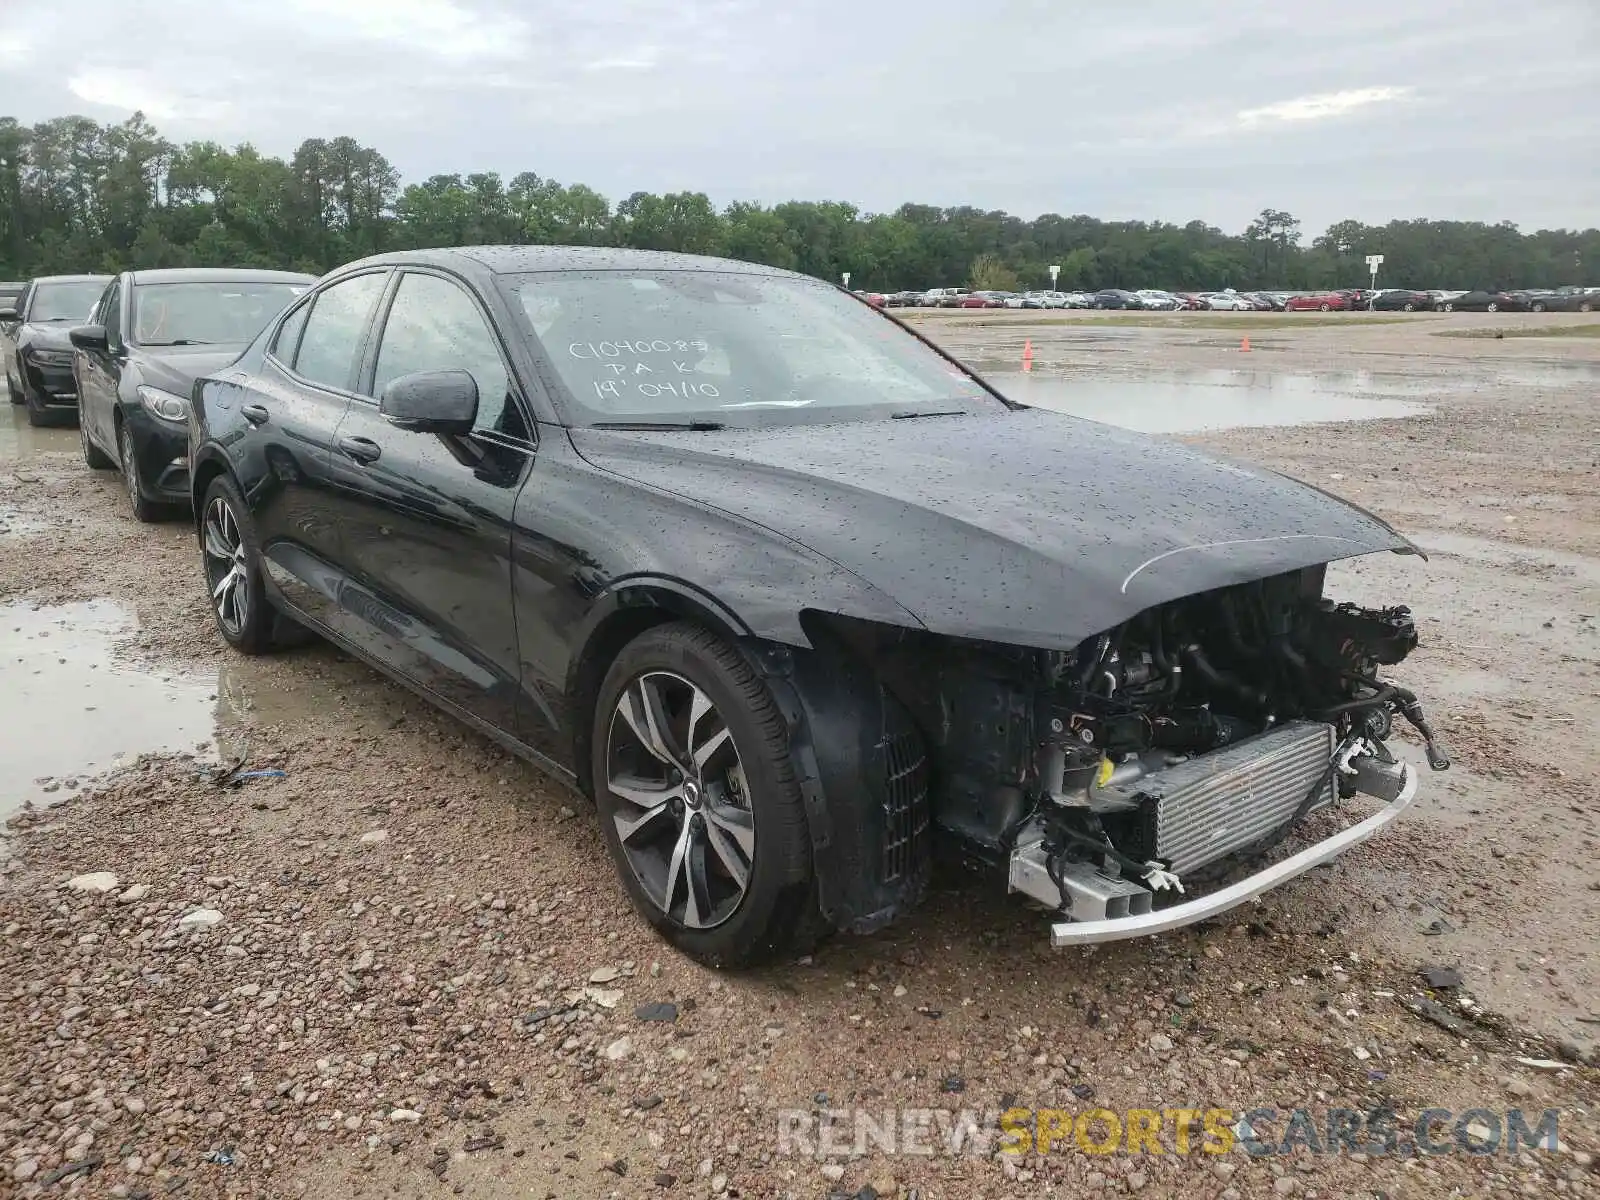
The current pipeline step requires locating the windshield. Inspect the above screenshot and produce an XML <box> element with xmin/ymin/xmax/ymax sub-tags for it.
<box><xmin>500</xmin><ymin>270</ymin><xmax>1004</xmax><ymax>428</ymax></box>
<box><xmin>30</xmin><ymin>281</ymin><xmax>108</xmax><ymax>322</ymax></box>
<box><xmin>132</xmin><ymin>280</ymin><xmax>311</xmax><ymax>346</ymax></box>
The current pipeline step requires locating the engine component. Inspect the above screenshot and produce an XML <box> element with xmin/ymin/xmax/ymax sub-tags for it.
<box><xmin>1094</xmin><ymin>721</ymin><xmax>1337</xmax><ymax>876</ymax></box>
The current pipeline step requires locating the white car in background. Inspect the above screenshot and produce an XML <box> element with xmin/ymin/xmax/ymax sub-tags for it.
<box><xmin>1134</xmin><ymin>289</ymin><xmax>1182</xmax><ymax>311</ymax></box>
<box><xmin>1202</xmin><ymin>293</ymin><xmax>1254</xmax><ymax>311</ymax></box>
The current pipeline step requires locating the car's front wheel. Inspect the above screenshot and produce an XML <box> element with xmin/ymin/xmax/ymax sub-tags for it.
<box><xmin>199</xmin><ymin>474</ymin><xmax>276</xmax><ymax>655</ymax></box>
<box><xmin>1487</xmin><ymin>302</ymin><xmax>1500</xmax><ymax>313</ymax></box>
<box><xmin>5</xmin><ymin>370</ymin><xmax>21</xmax><ymax>405</ymax></box>
<box><xmin>1443</xmin><ymin>302</ymin><xmax>1455</xmax><ymax>312</ymax></box>
<box><xmin>1403</xmin><ymin>302</ymin><xmax>1416</xmax><ymax>312</ymax></box>
<box><xmin>119</xmin><ymin>423</ymin><xmax>161</xmax><ymax>522</ymax></box>
<box><xmin>1531</xmin><ymin>302</ymin><xmax>1546</xmax><ymax>313</ymax></box>
<box><xmin>592</xmin><ymin>622</ymin><xmax>824</xmax><ymax>966</ymax></box>
<box><xmin>1318</xmin><ymin>302</ymin><xmax>1331</xmax><ymax>312</ymax></box>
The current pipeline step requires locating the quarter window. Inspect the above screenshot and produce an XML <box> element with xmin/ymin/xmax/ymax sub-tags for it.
<box><xmin>272</xmin><ymin>299</ymin><xmax>311</xmax><ymax>364</ymax></box>
<box><xmin>292</xmin><ymin>273</ymin><xmax>386</xmax><ymax>390</ymax></box>
<box><xmin>372</xmin><ymin>272</ymin><xmax>518</xmax><ymax>438</ymax></box>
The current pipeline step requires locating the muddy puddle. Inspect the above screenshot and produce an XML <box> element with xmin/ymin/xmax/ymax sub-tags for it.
<box><xmin>1</xmin><ymin>403</ymin><xmax>76</xmax><ymax>462</ymax></box>
<box><xmin>0</xmin><ymin>601</ymin><xmax>219</xmax><ymax>821</ymax></box>
<box><xmin>984</xmin><ymin>368</ymin><xmax>1432</xmax><ymax>432</ymax></box>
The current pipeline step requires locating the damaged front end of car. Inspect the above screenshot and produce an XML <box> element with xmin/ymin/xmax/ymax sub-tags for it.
<box><xmin>794</xmin><ymin>559</ymin><xmax>1449</xmax><ymax>945</ymax></box>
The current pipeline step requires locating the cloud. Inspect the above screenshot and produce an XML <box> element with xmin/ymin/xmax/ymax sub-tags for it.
<box><xmin>278</xmin><ymin>0</ymin><xmax>530</xmax><ymax>60</ymax></box>
<box><xmin>1238</xmin><ymin>87</ymin><xmax>1414</xmax><ymax>126</ymax></box>
<box><xmin>67</xmin><ymin>70</ymin><xmax>189</xmax><ymax>122</ymax></box>
<box><xmin>2</xmin><ymin>0</ymin><xmax>1595</xmax><ymax>236</ymax></box>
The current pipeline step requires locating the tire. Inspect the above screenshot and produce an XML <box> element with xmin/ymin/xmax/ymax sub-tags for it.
<box><xmin>591</xmin><ymin>621</ymin><xmax>824</xmax><ymax>967</ymax></box>
<box><xmin>1581</xmin><ymin>301</ymin><xmax>1594</xmax><ymax>313</ymax></box>
<box><xmin>1403</xmin><ymin>302</ymin><xmax>1416</xmax><ymax>312</ymax></box>
<box><xmin>198</xmin><ymin>473</ymin><xmax>276</xmax><ymax>655</ymax></box>
<box><xmin>5</xmin><ymin>370</ymin><xmax>21</xmax><ymax>405</ymax></box>
<box><xmin>1531</xmin><ymin>302</ymin><xmax>1545</xmax><ymax>313</ymax></box>
<box><xmin>118</xmin><ymin>422</ymin><xmax>161</xmax><ymax>523</ymax></box>
<box><xmin>1443</xmin><ymin>303</ymin><xmax>1455</xmax><ymax>312</ymax></box>
<box><xmin>23</xmin><ymin>382</ymin><xmax>58</xmax><ymax>427</ymax></box>
<box><xmin>1318</xmin><ymin>302</ymin><xmax>1331</xmax><ymax>312</ymax></box>
<box><xmin>1487</xmin><ymin>302</ymin><xmax>1499</xmax><ymax>313</ymax></box>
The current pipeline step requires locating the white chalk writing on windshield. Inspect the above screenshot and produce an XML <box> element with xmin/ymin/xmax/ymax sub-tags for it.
<box><xmin>568</xmin><ymin>339</ymin><xmax>709</xmax><ymax>359</ymax></box>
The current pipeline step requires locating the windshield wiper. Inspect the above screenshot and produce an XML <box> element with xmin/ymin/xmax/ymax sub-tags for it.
<box><xmin>890</xmin><ymin>409</ymin><xmax>967</xmax><ymax>420</ymax></box>
<box><xmin>591</xmin><ymin>420</ymin><xmax>726</xmax><ymax>432</ymax></box>
<box><xmin>142</xmin><ymin>338</ymin><xmax>215</xmax><ymax>346</ymax></box>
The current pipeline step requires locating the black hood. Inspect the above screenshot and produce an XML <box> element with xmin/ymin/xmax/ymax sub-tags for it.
<box><xmin>22</xmin><ymin>323</ymin><xmax>75</xmax><ymax>351</ymax></box>
<box><xmin>135</xmin><ymin>345</ymin><xmax>245</xmax><ymax>394</ymax></box>
<box><xmin>570</xmin><ymin>409</ymin><xmax>1421</xmax><ymax>649</ymax></box>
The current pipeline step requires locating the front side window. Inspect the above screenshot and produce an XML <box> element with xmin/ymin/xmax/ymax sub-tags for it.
<box><xmin>372</xmin><ymin>272</ymin><xmax>516</xmax><ymax>437</ymax></box>
<box><xmin>500</xmin><ymin>270</ymin><xmax>1000</xmax><ymax>428</ymax></box>
<box><xmin>131</xmin><ymin>280</ymin><xmax>311</xmax><ymax>347</ymax></box>
<box><xmin>29</xmin><ymin>281</ymin><xmax>109</xmax><ymax>323</ymax></box>
<box><xmin>292</xmin><ymin>273</ymin><xmax>387</xmax><ymax>390</ymax></box>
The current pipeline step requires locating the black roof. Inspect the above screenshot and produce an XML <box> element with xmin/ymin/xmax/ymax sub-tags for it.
<box><xmin>341</xmin><ymin>245</ymin><xmax>806</xmax><ymax>280</ymax></box>
<box><xmin>129</xmin><ymin>268</ymin><xmax>319</xmax><ymax>286</ymax></box>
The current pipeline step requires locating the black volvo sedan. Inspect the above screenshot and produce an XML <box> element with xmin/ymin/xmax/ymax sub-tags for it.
<box><xmin>71</xmin><ymin>268</ymin><xmax>316</xmax><ymax>519</ymax></box>
<box><xmin>188</xmin><ymin>246</ymin><xmax>1448</xmax><ymax>965</ymax></box>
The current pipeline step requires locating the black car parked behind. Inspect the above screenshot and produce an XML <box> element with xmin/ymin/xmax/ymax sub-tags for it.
<box><xmin>1</xmin><ymin>274</ymin><xmax>113</xmax><ymax>425</ymax></box>
<box><xmin>72</xmin><ymin>268</ymin><xmax>316</xmax><ymax>519</ymax></box>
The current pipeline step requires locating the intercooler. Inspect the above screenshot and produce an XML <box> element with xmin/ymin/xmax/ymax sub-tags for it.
<box><xmin>1106</xmin><ymin>721</ymin><xmax>1338</xmax><ymax>876</ymax></box>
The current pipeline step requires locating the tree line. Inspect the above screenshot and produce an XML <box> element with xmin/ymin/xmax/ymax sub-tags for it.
<box><xmin>2</xmin><ymin>113</ymin><xmax>1595</xmax><ymax>293</ymax></box>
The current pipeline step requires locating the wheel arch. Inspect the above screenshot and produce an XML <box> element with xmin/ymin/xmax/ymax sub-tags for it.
<box><xmin>189</xmin><ymin>444</ymin><xmax>234</xmax><ymax>524</ymax></box>
<box><xmin>566</xmin><ymin>579</ymin><xmax>763</xmax><ymax>801</ymax></box>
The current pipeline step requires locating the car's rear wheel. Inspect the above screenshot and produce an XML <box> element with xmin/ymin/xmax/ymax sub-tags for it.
<box><xmin>1581</xmin><ymin>300</ymin><xmax>1594</xmax><ymax>313</ymax></box>
<box><xmin>592</xmin><ymin>622</ymin><xmax>823</xmax><ymax>966</ymax></box>
<box><xmin>199</xmin><ymin>474</ymin><xmax>275</xmax><ymax>655</ymax></box>
<box><xmin>118</xmin><ymin>422</ymin><xmax>161</xmax><ymax>522</ymax></box>
<box><xmin>1403</xmin><ymin>302</ymin><xmax>1416</xmax><ymax>312</ymax></box>
<box><xmin>1318</xmin><ymin>302</ymin><xmax>1331</xmax><ymax>312</ymax></box>
<box><xmin>80</xmin><ymin>414</ymin><xmax>113</xmax><ymax>469</ymax></box>
<box><xmin>1443</xmin><ymin>302</ymin><xmax>1455</xmax><ymax>312</ymax></box>
<box><xmin>1531</xmin><ymin>302</ymin><xmax>1546</xmax><ymax>313</ymax></box>
<box><xmin>1487</xmin><ymin>302</ymin><xmax>1500</xmax><ymax>313</ymax></box>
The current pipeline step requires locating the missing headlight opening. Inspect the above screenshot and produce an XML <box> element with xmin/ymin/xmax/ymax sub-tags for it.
<box><xmin>809</xmin><ymin>563</ymin><xmax>1449</xmax><ymax>946</ymax></box>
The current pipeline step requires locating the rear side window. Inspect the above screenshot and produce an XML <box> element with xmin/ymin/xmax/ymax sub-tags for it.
<box><xmin>272</xmin><ymin>299</ymin><xmax>311</xmax><ymax>363</ymax></box>
<box><xmin>291</xmin><ymin>273</ymin><xmax>386</xmax><ymax>390</ymax></box>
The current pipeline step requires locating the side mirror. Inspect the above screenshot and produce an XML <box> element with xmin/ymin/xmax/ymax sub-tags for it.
<box><xmin>69</xmin><ymin>324</ymin><xmax>109</xmax><ymax>351</ymax></box>
<box><xmin>379</xmin><ymin>369</ymin><xmax>478</xmax><ymax>435</ymax></box>
<box><xmin>0</xmin><ymin>307</ymin><xmax>18</xmax><ymax>322</ymax></box>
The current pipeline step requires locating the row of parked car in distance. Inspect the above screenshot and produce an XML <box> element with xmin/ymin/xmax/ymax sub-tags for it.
<box><xmin>861</xmin><ymin>285</ymin><xmax>1600</xmax><ymax>313</ymax></box>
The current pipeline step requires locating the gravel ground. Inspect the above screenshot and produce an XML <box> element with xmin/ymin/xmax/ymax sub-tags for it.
<box><xmin>1</xmin><ymin>312</ymin><xmax>1596</xmax><ymax>1199</ymax></box>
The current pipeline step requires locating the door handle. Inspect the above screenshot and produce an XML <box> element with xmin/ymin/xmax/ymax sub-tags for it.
<box><xmin>241</xmin><ymin>404</ymin><xmax>269</xmax><ymax>425</ymax></box>
<box><xmin>337</xmin><ymin>435</ymin><xmax>382</xmax><ymax>464</ymax></box>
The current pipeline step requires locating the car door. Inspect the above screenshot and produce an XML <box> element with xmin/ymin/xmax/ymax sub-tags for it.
<box><xmin>323</xmin><ymin>267</ymin><xmax>534</xmax><ymax>735</ymax></box>
<box><xmin>230</xmin><ymin>269</ymin><xmax>389</xmax><ymax>624</ymax></box>
<box><xmin>76</xmin><ymin>278</ymin><xmax>123</xmax><ymax>453</ymax></box>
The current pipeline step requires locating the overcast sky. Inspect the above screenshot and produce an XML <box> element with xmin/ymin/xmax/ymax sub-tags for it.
<box><xmin>2</xmin><ymin>0</ymin><xmax>1596</xmax><ymax>235</ymax></box>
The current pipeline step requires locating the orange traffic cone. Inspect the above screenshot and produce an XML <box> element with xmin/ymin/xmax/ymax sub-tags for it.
<box><xmin>1022</xmin><ymin>339</ymin><xmax>1034</xmax><ymax>372</ymax></box>
<box><xmin>1239</xmin><ymin>336</ymin><xmax>1251</xmax><ymax>353</ymax></box>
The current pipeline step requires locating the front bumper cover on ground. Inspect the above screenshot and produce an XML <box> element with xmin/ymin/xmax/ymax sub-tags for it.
<box><xmin>1048</xmin><ymin>761</ymin><xmax>1418</xmax><ymax>945</ymax></box>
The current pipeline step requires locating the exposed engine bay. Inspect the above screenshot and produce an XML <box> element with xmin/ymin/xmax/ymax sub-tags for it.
<box><xmin>813</xmin><ymin>562</ymin><xmax>1449</xmax><ymax>940</ymax></box>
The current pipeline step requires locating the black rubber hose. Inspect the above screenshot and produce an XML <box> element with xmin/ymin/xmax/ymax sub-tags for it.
<box><xmin>1182</xmin><ymin>642</ymin><xmax>1267</xmax><ymax>708</ymax></box>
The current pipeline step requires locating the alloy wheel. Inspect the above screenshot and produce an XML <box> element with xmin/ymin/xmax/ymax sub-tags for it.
<box><xmin>202</xmin><ymin>496</ymin><xmax>251</xmax><ymax>637</ymax></box>
<box><xmin>605</xmin><ymin>670</ymin><xmax>754</xmax><ymax>929</ymax></box>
